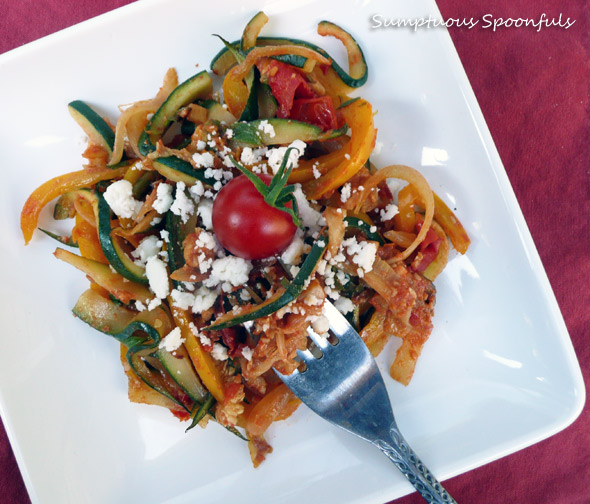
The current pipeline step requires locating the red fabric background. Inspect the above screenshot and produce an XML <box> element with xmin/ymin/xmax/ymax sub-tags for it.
<box><xmin>1</xmin><ymin>1</ymin><xmax>588</xmax><ymax>503</ymax></box>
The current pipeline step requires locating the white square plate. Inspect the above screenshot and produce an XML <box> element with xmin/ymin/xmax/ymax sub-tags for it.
<box><xmin>0</xmin><ymin>0</ymin><xmax>584</xmax><ymax>503</ymax></box>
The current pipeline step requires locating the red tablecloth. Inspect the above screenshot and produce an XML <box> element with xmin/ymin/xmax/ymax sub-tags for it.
<box><xmin>1</xmin><ymin>1</ymin><xmax>588</xmax><ymax>503</ymax></box>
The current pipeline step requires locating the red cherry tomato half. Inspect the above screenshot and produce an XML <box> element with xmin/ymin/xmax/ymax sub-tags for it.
<box><xmin>212</xmin><ymin>174</ymin><xmax>297</xmax><ymax>260</ymax></box>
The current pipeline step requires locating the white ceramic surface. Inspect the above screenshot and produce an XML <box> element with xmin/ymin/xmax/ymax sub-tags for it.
<box><xmin>0</xmin><ymin>0</ymin><xmax>584</xmax><ymax>503</ymax></box>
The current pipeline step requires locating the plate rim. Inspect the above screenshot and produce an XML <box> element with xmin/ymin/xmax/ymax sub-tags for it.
<box><xmin>0</xmin><ymin>1</ymin><xmax>585</xmax><ymax>503</ymax></box>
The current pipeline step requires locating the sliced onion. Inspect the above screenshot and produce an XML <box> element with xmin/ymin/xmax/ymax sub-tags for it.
<box><xmin>356</xmin><ymin>165</ymin><xmax>434</xmax><ymax>261</ymax></box>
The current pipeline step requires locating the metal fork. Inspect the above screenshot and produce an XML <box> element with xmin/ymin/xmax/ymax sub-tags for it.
<box><xmin>274</xmin><ymin>301</ymin><xmax>457</xmax><ymax>504</ymax></box>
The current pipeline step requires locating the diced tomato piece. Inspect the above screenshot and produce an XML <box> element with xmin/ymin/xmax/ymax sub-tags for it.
<box><xmin>258</xmin><ymin>59</ymin><xmax>315</xmax><ymax>118</ymax></box>
<box><xmin>289</xmin><ymin>96</ymin><xmax>340</xmax><ymax>131</ymax></box>
<box><xmin>220</xmin><ymin>325</ymin><xmax>248</xmax><ymax>357</ymax></box>
<box><xmin>412</xmin><ymin>220</ymin><xmax>442</xmax><ymax>273</ymax></box>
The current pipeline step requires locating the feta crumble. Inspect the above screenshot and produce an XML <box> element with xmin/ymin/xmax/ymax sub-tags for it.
<box><xmin>293</xmin><ymin>185</ymin><xmax>325</xmax><ymax>233</ymax></box>
<box><xmin>341</xmin><ymin>236</ymin><xmax>378</xmax><ymax>274</ymax></box>
<box><xmin>340</xmin><ymin>183</ymin><xmax>352</xmax><ymax>203</ymax></box>
<box><xmin>311</xmin><ymin>315</ymin><xmax>330</xmax><ymax>335</ymax></box>
<box><xmin>152</xmin><ymin>183</ymin><xmax>174</xmax><ymax>214</ymax></box>
<box><xmin>192</xmin><ymin>151</ymin><xmax>215</xmax><ymax>168</ymax></box>
<box><xmin>189</xmin><ymin>180</ymin><xmax>205</xmax><ymax>200</ymax></box>
<box><xmin>380</xmin><ymin>203</ymin><xmax>399</xmax><ymax>221</ymax></box>
<box><xmin>240</xmin><ymin>146</ymin><xmax>266</xmax><ymax>165</ymax></box>
<box><xmin>189</xmin><ymin>322</ymin><xmax>212</xmax><ymax>347</ymax></box>
<box><xmin>211</xmin><ymin>343</ymin><xmax>229</xmax><ymax>361</ymax></box>
<box><xmin>197</xmin><ymin>199</ymin><xmax>214</xmax><ymax>230</ymax></box>
<box><xmin>145</xmin><ymin>256</ymin><xmax>170</xmax><ymax>299</ymax></box>
<box><xmin>266</xmin><ymin>140</ymin><xmax>306</xmax><ymax>174</ymax></box>
<box><xmin>170</xmin><ymin>288</ymin><xmax>195</xmax><ymax>310</ymax></box>
<box><xmin>159</xmin><ymin>327</ymin><xmax>185</xmax><ymax>352</ymax></box>
<box><xmin>103</xmin><ymin>180</ymin><xmax>142</xmax><ymax>219</ymax></box>
<box><xmin>204</xmin><ymin>256</ymin><xmax>252</xmax><ymax>292</ymax></box>
<box><xmin>334</xmin><ymin>296</ymin><xmax>355</xmax><ymax>315</ymax></box>
<box><xmin>170</xmin><ymin>182</ymin><xmax>195</xmax><ymax>223</ymax></box>
<box><xmin>131</xmin><ymin>235</ymin><xmax>162</xmax><ymax>265</ymax></box>
<box><xmin>280</xmin><ymin>231</ymin><xmax>305</xmax><ymax>265</ymax></box>
<box><xmin>192</xmin><ymin>286</ymin><xmax>218</xmax><ymax>314</ymax></box>
<box><xmin>258</xmin><ymin>119</ymin><xmax>276</xmax><ymax>138</ymax></box>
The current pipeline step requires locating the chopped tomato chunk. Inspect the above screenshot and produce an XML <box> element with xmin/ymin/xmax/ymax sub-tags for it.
<box><xmin>412</xmin><ymin>220</ymin><xmax>442</xmax><ymax>273</ymax></box>
<box><xmin>290</xmin><ymin>96</ymin><xmax>340</xmax><ymax>131</ymax></box>
<box><xmin>258</xmin><ymin>59</ymin><xmax>315</xmax><ymax>118</ymax></box>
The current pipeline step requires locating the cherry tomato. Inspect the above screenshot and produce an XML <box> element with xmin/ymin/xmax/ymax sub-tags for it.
<box><xmin>212</xmin><ymin>174</ymin><xmax>297</xmax><ymax>260</ymax></box>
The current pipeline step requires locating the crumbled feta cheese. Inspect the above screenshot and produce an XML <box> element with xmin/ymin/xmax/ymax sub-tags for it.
<box><xmin>380</xmin><ymin>203</ymin><xmax>399</xmax><ymax>221</ymax></box>
<box><xmin>182</xmin><ymin>282</ymin><xmax>196</xmax><ymax>292</ymax></box>
<box><xmin>311</xmin><ymin>315</ymin><xmax>330</xmax><ymax>335</ymax></box>
<box><xmin>334</xmin><ymin>296</ymin><xmax>355</xmax><ymax>315</ymax></box>
<box><xmin>198</xmin><ymin>254</ymin><xmax>214</xmax><ymax>274</ymax></box>
<box><xmin>211</xmin><ymin>343</ymin><xmax>229</xmax><ymax>361</ymax></box>
<box><xmin>241</xmin><ymin>346</ymin><xmax>254</xmax><ymax>361</ymax></box>
<box><xmin>225</xmin><ymin>128</ymin><xmax>234</xmax><ymax>139</ymax></box>
<box><xmin>192</xmin><ymin>286</ymin><xmax>218</xmax><ymax>314</ymax></box>
<box><xmin>196</xmin><ymin>140</ymin><xmax>207</xmax><ymax>151</ymax></box>
<box><xmin>293</xmin><ymin>185</ymin><xmax>325</xmax><ymax>233</ymax></box>
<box><xmin>152</xmin><ymin>183</ymin><xmax>173</xmax><ymax>214</ymax></box>
<box><xmin>170</xmin><ymin>182</ymin><xmax>195</xmax><ymax>223</ymax></box>
<box><xmin>147</xmin><ymin>297</ymin><xmax>162</xmax><ymax>311</ymax></box>
<box><xmin>189</xmin><ymin>322</ymin><xmax>212</xmax><ymax>347</ymax></box>
<box><xmin>266</xmin><ymin>140</ymin><xmax>306</xmax><ymax>173</ymax></box>
<box><xmin>204</xmin><ymin>256</ymin><xmax>252</xmax><ymax>292</ymax></box>
<box><xmin>131</xmin><ymin>236</ymin><xmax>162</xmax><ymax>265</ymax></box>
<box><xmin>240</xmin><ymin>146</ymin><xmax>266</xmax><ymax>165</ymax></box>
<box><xmin>258</xmin><ymin>119</ymin><xmax>276</xmax><ymax>138</ymax></box>
<box><xmin>195</xmin><ymin>230</ymin><xmax>218</xmax><ymax>251</ymax></box>
<box><xmin>341</xmin><ymin>236</ymin><xmax>377</xmax><ymax>274</ymax></box>
<box><xmin>159</xmin><ymin>327</ymin><xmax>185</xmax><ymax>352</ymax></box>
<box><xmin>312</xmin><ymin>163</ymin><xmax>321</xmax><ymax>179</ymax></box>
<box><xmin>280</xmin><ymin>232</ymin><xmax>305</xmax><ymax>265</ymax></box>
<box><xmin>192</xmin><ymin>151</ymin><xmax>215</xmax><ymax>168</ymax></box>
<box><xmin>170</xmin><ymin>288</ymin><xmax>195</xmax><ymax>310</ymax></box>
<box><xmin>340</xmin><ymin>183</ymin><xmax>352</xmax><ymax>203</ymax></box>
<box><xmin>335</xmin><ymin>269</ymin><xmax>349</xmax><ymax>285</ymax></box>
<box><xmin>160</xmin><ymin>229</ymin><xmax>169</xmax><ymax>243</ymax></box>
<box><xmin>103</xmin><ymin>180</ymin><xmax>142</xmax><ymax>219</ymax></box>
<box><xmin>204</xmin><ymin>167</ymin><xmax>225</xmax><ymax>181</ymax></box>
<box><xmin>304</xmin><ymin>293</ymin><xmax>324</xmax><ymax>306</ymax></box>
<box><xmin>197</xmin><ymin>198</ymin><xmax>213</xmax><ymax>230</ymax></box>
<box><xmin>145</xmin><ymin>256</ymin><xmax>169</xmax><ymax>298</ymax></box>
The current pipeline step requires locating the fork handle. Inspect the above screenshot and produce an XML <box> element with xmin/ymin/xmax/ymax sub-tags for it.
<box><xmin>374</xmin><ymin>426</ymin><xmax>457</xmax><ymax>504</ymax></box>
